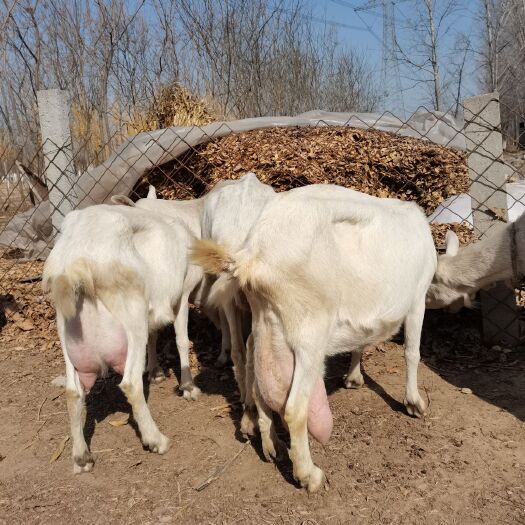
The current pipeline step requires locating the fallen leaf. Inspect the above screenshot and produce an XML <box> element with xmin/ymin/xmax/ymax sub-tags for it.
<box><xmin>11</xmin><ymin>313</ymin><xmax>35</xmax><ymax>331</ymax></box>
<box><xmin>109</xmin><ymin>414</ymin><xmax>129</xmax><ymax>427</ymax></box>
<box><xmin>489</xmin><ymin>207</ymin><xmax>507</xmax><ymax>221</ymax></box>
<box><xmin>49</xmin><ymin>435</ymin><xmax>70</xmax><ymax>463</ymax></box>
<box><xmin>210</xmin><ymin>403</ymin><xmax>232</xmax><ymax>411</ymax></box>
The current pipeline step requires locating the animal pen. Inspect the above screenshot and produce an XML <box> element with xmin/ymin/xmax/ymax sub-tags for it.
<box><xmin>0</xmin><ymin>90</ymin><xmax>524</xmax><ymax>523</ymax></box>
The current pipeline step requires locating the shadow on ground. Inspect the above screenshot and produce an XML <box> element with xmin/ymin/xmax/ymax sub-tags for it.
<box><xmin>420</xmin><ymin>308</ymin><xmax>525</xmax><ymax>422</ymax></box>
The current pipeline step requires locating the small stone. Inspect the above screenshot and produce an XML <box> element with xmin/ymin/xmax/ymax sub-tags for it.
<box><xmin>460</xmin><ymin>387</ymin><xmax>473</xmax><ymax>394</ymax></box>
<box><xmin>502</xmin><ymin>348</ymin><xmax>512</xmax><ymax>354</ymax></box>
<box><xmin>491</xmin><ymin>345</ymin><xmax>502</xmax><ymax>352</ymax></box>
<box><xmin>51</xmin><ymin>375</ymin><xmax>66</xmax><ymax>388</ymax></box>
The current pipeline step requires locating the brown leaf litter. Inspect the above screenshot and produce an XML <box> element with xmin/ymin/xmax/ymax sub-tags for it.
<box><xmin>133</xmin><ymin>125</ymin><xmax>469</xmax><ymax>216</ymax></box>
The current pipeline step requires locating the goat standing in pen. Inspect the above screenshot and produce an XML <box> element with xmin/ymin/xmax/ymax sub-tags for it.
<box><xmin>199</xmin><ymin>172</ymin><xmax>276</xmax><ymax>434</ymax></box>
<box><xmin>43</xmin><ymin>204</ymin><xmax>203</xmax><ymax>473</ymax></box>
<box><xmin>111</xmin><ymin>186</ymin><xmax>232</xmax><ymax>373</ymax></box>
<box><xmin>192</xmin><ymin>184</ymin><xmax>437</xmax><ymax>492</ymax></box>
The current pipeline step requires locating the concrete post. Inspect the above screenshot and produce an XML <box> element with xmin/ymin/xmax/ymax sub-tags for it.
<box><xmin>464</xmin><ymin>92</ymin><xmax>520</xmax><ymax>346</ymax></box>
<box><xmin>37</xmin><ymin>89</ymin><xmax>77</xmax><ymax>235</ymax></box>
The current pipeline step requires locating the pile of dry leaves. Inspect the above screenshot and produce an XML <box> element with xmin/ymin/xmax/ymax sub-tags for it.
<box><xmin>0</xmin><ymin>258</ymin><xmax>57</xmax><ymax>347</ymax></box>
<box><xmin>1</xmin><ymin>125</ymin><xmax>475</xmax><ymax>340</ymax></box>
<box><xmin>134</xmin><ymin>126</ymin><xmax>469</xmax><ymax>215</ymax></box>
<box><xmin>430</xmin><ymin>223</ymin><xmax>474</xmax><ymax>250</ymax></box>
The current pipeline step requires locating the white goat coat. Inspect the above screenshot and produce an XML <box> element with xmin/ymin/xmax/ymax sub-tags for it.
<box><xmin>193</xmin><ymin>183</ymin><xmax>437</xmax><ymax>492</ymax></box>
<box><xmin>240</xmin><ymin>185</ymin><xmax>436</xmax><ymax>349</ymax></box>
<box><xmin>200</xmin><ymin>173</ymin><xmax>276</xmax><ymax>406</ymax></box>
<box><xmin>43</xmin><ymin>204</ymin><xmax>202</xmax><ymax>472</ymax></box>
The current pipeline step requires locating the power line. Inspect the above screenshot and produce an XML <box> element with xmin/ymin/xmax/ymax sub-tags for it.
<box><xmin>275</xmin><ymin>6</ymin><xmax>369</xmax><ymax>32</ymax></box>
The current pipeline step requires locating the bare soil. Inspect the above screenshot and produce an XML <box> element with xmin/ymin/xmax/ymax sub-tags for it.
<box><xmin>0</xmin><ymin>265</ymin><xmax>524</xmax><ymax>524</ymax></box>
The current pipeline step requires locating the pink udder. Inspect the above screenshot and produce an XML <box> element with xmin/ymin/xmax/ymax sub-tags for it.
<box><xmin>64</xmin><ymin>299</ymin><xmax>128</xmax><ymax>391</ymax></box>
<box><xmin>254</xmin><ymin>322</ymin><xmax>333</xmax><ymax>444</ymax></box>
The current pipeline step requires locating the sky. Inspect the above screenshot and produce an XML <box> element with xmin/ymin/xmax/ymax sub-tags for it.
<box><xmin>308</xmin><ymin>0</ymin><xmax>481</xmax><ymax>117</ymax></box>
<box><xmin>137</xmin><ymin>0</ymin><xmax>483</xmax><ymax>118</ymax></box>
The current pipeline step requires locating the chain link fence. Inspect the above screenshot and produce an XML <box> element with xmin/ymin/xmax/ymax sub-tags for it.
<box><xmin>1</xmin><ymin>89</ymin><xmax>524</xmax><ymax>347</ymax></box>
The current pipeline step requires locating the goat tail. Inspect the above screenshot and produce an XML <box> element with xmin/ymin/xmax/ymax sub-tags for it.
<box><xmin>190</xmin><ymin>239</ymin><xmax>236</xmax><ymax>276</ymax></box>
<box><xmin>43</xmin><ymin>258</ymin><xmax>144</xmax><ymax>320</ymax></box>
<box><xmin>190</xmin><ymin>239</ymin><xmax>257</xmax><ymax>292</ymax></box>
<box><xmin>43</xmin><ymin>258</ymin><xmax>96</xmax><ymax>319</ymax></box>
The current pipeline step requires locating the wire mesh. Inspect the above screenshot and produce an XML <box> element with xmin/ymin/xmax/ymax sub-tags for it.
<box><xmin>1</xmin><ymin>93</ymin><xmax>524</xmax><ymax>346</ymax></box>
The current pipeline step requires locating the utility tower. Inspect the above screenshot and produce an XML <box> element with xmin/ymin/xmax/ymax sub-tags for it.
<box><xmin>355</xmin><ymin>0</ymin><xmax>407</xmax><ymax>116</ymax></box>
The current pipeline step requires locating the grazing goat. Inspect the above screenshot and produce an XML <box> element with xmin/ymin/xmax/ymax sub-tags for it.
<box><xmin>426</xmin><ymin>216</ymin><xmax>524</xmax><ymax>309</ymax></box>
<box><xmin>192</xmin><ymin>184</ymin><xmax>437</xmax><ymax>492</ymax></box>
<box><xmin>200</xmin><ymin>172</ymin><xmax>275</xmax><ymax>433</ymax></box>
<box><xmin>43</xmin><ymin>204</ymin><xmax>203</xmax><ymax>473</ymax></box>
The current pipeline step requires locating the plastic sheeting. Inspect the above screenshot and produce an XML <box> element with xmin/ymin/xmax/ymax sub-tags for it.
<box><xmin>0</xmin><ymin>110</ymin><xmax>465</xmax><ymax>259</ymax></box>
<box><xmin>428</xmin><ymin>181</ymin><xmax>525</xmax><ymax>227</ymax></box>
<box><xmin>0</xmin><ymin>200</ymin><xmax>52</xmax><ymax>259</ymax></box>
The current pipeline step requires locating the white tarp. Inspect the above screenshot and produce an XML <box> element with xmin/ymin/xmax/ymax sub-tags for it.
<box><xmin>428</xmin><ymin>181</ymin><xmax>525</xmax><ymax>227</ymax></box>
<box><xmin>0</xmin><ymin>110</ymin><xmax>466</xmax><ymax>259</ymax></box>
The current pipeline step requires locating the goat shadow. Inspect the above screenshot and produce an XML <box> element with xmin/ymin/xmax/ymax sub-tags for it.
<box><xmin>159</xmin><ymin>309</ymin><xmax>247</xmax><ymax>440</ymax></box>
<box><xmin>83</xmin><ymin>374</ymin><xmax>148</xmax><ymax>449</ymax></box>
<box><xmin>420</xmin><ymin>308</ymin><xmax>525</xmax><ymax>423</ymax></box>
<box><xmin>324</xmin><ymin>309</ymin><xmax>525</xmax><ymax>424</ymax></box>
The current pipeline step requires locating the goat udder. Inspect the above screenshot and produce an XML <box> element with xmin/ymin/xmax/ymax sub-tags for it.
<box><xmin>254</xmin><ymin>324</ymin><xmax>333</xmax><ymax>444</ymax></box>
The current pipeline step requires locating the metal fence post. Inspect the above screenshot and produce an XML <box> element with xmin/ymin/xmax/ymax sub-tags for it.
<box><xmin>37</xmin><ymin>89</ymin><xmax>77</xmax><ymax>235</ymax></box>
<box><xmin>463</xmin><ymin>92</ymin><xmax>520</xmax><ymax>346</ymax></box>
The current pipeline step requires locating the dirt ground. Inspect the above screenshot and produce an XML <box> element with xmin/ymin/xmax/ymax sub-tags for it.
<box><xmin>1</xmin><ymin>269</ymin><xmax>525</xmax><ymax>524</ymax></box>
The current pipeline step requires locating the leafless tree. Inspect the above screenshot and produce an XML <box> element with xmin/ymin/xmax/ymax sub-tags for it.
<box><xmin>477</xmin><ymin>0</ymin><xmax>525</xmax><ymax>144</ymax></box>
<box><xmin>0</xmin><ymin>0</ymin><xmax>382</xmax><ymax>173</ymax></box>
<box><xmin>394</xmin><ymin>0</ymin><xmax>470</xmax><ymax>112</ymax></box>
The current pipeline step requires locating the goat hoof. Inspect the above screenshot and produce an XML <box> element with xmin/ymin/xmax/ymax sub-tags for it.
<box><xmin>262</xmin><ymin>436</ymin><xmax>286</xmax><ymax>463</ymax></box>
<box><xmin>344</xmin><ymin>374</ymin><xmax>364</xmax><ymax>389</ymax></box>
<box><xmin>240</xmin><ymin>406</ymin><xmax>258</xmax><ymax>437</ymax></box>
<box><xmin>73</xmin><ymin>451</ymin><xmax>94</xmax><ymax>474</ymax></box>
<box><xmin>295</xmin><ymin>465</ymin><xmax>325</xmax><ymax>493</ymax></box>
<box><xmin>182</xmin><ymin>384</ymin><xmax>201</xmax><ymax>401</ymax></box>
<box><xmin>404</xmin><ymin>395</ymin><xmax>426</xmax><ymax>418</ymax></box>
<box><xmin>148</xmin><ymin>367</ymin><xmax>166</xmax><ymax>384</ymax></box>
<box><xmin>215</xmin><ymin>352</ymin><xmax>230</xmax><ymax>367</ymax></box>
<box><xmin>146</xmin><ymin>433</ymin><xmax>171</xmax><ymax>455</ymax></box>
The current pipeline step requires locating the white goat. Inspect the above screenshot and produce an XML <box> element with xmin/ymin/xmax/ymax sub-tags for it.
<box><xmin>192</xmin><ymin>184</ymin><xmax>437</xmax><ymax>492</ymax></box>
<box><xmin>43</xmin><ymin>204</ymin><xmax>203</xmax><ymax>473</ymax></box>
<box><xmin>426</xmin><ymin>217</ymin><xmax>524</xmax><ymax>309</ymax></box>
<box><xmin>112</xmin><ymin>187</ymin><xmax>232</xmax><ymax>368</ymax></box>
<box><xmin>200</xmin><ymin>172</ymin><xmax>276</xmax><ymax>433</ymax></box>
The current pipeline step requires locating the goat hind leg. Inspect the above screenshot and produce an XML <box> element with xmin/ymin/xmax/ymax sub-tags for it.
<box><xmin>344</xmin><ymin>347</ymin><xmax>365</xmax><ymax>388</ymax></box>
<box><xmin>59</xmin><ymin>316</ymin><xmax>94</xmax><ymax>473</ymax></box>
<box><xmin>119</xmin><ymin>306</ymin><xmax>170</xmax><ymax>453</ymax></box>
<box><xmin>403</xmin><ymin>297</ymin><xmax>426</xmax><ymax>418</ymax></box>
<box><xmin>224</xmin><ymin>302</ymin><xmax>246</xmax><ymax>403</ymax></box>
<box><xmin>284</xmin><ymin>332</ymin><xmax>327</xmax><ymax>492</ymax></box>
<box><xmin>240</xmin><ymin>333</ymin><xmax>258</xmax><ymax>437</ymax></box>
<box><xmin>174</xmin><ymin>295</ymin><xmax>201</xmax><ymax>400</ymax></box>
<box><xmin>147</xmin><ymin>331</ymin><xmax>166</xmax><ymax>383</ymax></box>
<box><xmin>216</xmin><ymin>308</ymin><xmax>231</xmax><ymax>367</ymax></box>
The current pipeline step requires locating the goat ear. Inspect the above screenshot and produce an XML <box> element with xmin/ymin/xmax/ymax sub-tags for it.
<box><xmin>147</xmin><ymin>185</ymin><xmax>157</xmax><ymax>199</ymax></box>
<box><xmin>445</xmin><ymin>230</ymin><xmax>460</xmax><ymax>256</ymax></box>
<box><xmin>111</xmin><ymin>195</ymin><xmax>135</xmax><ymax>207</ymax></box>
